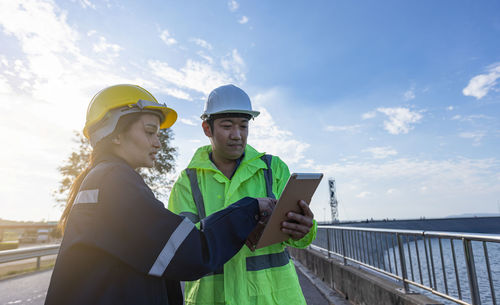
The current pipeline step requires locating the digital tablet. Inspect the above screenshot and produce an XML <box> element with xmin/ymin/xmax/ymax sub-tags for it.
<box><xmin>255</xmin><ymin>173</ymin><xmax>323</xmax><ymax>249</ymax></box>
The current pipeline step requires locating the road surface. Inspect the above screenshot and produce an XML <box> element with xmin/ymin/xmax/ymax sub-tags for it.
<box><xmin>0</xmin><ymin>267</ymin><xmax>334</xmax><ymax>305</ymax></box>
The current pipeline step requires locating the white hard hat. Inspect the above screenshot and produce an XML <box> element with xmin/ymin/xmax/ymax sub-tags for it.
<box><xmin>201</xmin><ymin>84</ymin><xmax>260</xmax><ymax>120</ymax></box>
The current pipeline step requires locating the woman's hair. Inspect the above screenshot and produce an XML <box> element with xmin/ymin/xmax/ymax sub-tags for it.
<box><xmin>59</xmin><ymin>112</ymin><xmax>145</xmax><ymax>232</ymax></box>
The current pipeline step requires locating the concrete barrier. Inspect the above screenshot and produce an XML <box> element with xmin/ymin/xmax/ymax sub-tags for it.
<box><xmin>289</xmin><ymin>247</ymin><xmax>443</xmax><ymax>305</ymax></box>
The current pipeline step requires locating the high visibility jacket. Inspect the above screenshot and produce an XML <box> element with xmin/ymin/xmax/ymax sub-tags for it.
<box><xmin>45</xmin><ymin>154</ymin><xmax>260</xmax><ymax>305</ymax></box>
<box><xmin>168</xmin><ymin>145</ymin><xmax>317</xmax><ymax>305</ymax></box>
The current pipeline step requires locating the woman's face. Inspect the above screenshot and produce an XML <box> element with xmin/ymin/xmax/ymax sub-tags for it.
<box><xmin>113</xmin><ymin>113</ymin><xmax>161</xmax><ymax>169</ymax></box>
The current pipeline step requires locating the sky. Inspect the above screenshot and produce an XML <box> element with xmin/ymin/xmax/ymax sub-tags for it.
<box><xmin>0</xmin><ymin>0</ymin><xmax>499</xmax><ymax>223</ymax></box>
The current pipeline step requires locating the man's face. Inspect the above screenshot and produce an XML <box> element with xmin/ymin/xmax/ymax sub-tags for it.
<box><xmin>203</xmin><ymin>117</ymin><xmax>249</xmax><ymax>161</ymax></box>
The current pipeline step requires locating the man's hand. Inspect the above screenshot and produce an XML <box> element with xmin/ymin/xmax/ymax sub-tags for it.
<box><xmin>245</xmin><ymin>197</ymin><xmax>277</xmax><ymax>251</ymax></box>
<box><xmin>281</xmin><ymin>200</ymin><xmax>314</xmax><ymax>240</ymax></box>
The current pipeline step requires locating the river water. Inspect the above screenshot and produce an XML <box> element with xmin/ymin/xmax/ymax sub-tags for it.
<box><xmin>383</xmin><ymin>237</ymin><xmax>500</xmax><ymax>305</ymax></box>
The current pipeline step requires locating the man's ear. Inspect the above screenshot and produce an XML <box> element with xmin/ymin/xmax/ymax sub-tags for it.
<box><xmin>202</xmin><ymin>121</ymin><xmax>212</xmax><ymax>137</ymax></box>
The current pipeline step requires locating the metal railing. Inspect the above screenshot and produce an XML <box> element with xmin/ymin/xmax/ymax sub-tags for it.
<box><xmin>0</xmin><ymin>244</ymin><xmax>60</xmax><ymax>269</ymax></box>
<box><xmin>313</xmin><ymin>225</ymin><xmax>500</xmax><ymax>305</ymax></box>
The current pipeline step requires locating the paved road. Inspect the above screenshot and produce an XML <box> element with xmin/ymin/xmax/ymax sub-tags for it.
<box><xmin>0</xmin><ymin>267</ymin><xmax>332</xmax><ymax>305</ymax></box>
<box><xmin>0</xmin><ymin>269</ymin><xmax>50</xmax><ymax>305</ymax></box>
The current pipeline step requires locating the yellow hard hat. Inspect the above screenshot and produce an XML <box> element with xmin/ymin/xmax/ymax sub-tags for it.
<box><xmin>83</xmin><ymin>84</ymin><xmax>177</xmax><ymax>146</ymax></box>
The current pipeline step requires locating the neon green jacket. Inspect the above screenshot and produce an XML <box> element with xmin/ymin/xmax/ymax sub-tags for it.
<box><xmin>168</xmin><ymin>144</ymin><xmax>317</xmax><ymax>305</ymax></box>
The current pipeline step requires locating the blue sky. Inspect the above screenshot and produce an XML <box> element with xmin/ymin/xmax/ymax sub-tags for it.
<box><xmin>0</xmin><ymin>0</ymin><xmax>499</xmax><ymax>222</ymax></box>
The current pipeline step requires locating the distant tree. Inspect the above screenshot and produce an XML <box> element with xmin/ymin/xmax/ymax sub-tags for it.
<box><xmin>53</xmin><ymin>129</ymin><xmax>177</xmax><ymax>208</ymax></box>
<box><xmin>52</xmin><ymin>131</ymin><xmax>92</xmax><ymax>207</ymax></box>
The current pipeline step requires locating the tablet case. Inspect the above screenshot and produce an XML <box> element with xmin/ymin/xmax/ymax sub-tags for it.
<box><xmin>255</xmin><ymin>173</ymin><xmax>323</xmax><ymax>249</ymax></box>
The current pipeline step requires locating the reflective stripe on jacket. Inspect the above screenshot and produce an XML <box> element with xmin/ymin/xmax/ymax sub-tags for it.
<box><xmin>168</xmin><ymin>145</ymin><xmax>317</xmax><ymax>305</ymax></box>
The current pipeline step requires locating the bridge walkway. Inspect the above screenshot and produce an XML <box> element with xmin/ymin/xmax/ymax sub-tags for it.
<box><xmin>0</xmin><ymin>257</ymin><xmax>347</xmax><ymax>305</ymax></box>
<box><xmin>295</xmin><ymin>259</ymin><xmax>350</xmax><ymax>305</ymax></box>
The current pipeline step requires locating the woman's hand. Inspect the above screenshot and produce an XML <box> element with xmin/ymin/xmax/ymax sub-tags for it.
<box><xmin>245</xmin><ymin>197</ymin><xmax>277</xmax><ymax>251</ymax></box>
<box><xmin>256</xmin><ymin>197</ymin><xmax>277</xmax><ymax>223</ymax></box>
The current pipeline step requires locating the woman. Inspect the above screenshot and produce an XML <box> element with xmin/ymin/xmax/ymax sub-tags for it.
<box><xmin>45</xmin><ymin>84</ymin><xmax>275</xmax><ymax>305</ymax></box>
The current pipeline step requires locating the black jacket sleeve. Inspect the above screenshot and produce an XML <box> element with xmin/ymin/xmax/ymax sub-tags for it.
<box><xmin>163</xmin><ymin>196</ymin><xmax>259</xmax><ymax>280</ymax></box>
<box><xmin>76</xmin><ymin>162</ymin><xmax>259</xmax><ymax>279</ymax></box>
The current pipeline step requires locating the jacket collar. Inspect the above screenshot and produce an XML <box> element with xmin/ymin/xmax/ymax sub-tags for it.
<box><xmin>93</xmin><ymin>152</ymin><xmax>133</xmax><ymax>170</ymax></box>
<box><xmin>187</xmin><ymin>144</ymin><xmax>266</xmax><ymax>172</ymax></box>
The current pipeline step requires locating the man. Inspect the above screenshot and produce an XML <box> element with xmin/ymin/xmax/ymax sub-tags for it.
<box><xmin>168</xmin><ymin>84</ymin><xmax>317</xmax><ymax>305</ymax></box>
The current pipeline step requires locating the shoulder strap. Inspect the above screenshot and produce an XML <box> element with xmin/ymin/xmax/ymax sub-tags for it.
<box><xmin>260</xmin><ymin>154</ymin><xmax>275</xmax><ymax>199</ymax></box>
<box><xmin>185</xmin><ymin>168</ymin><xmax>206</xmax><ymax>219</ymax></box>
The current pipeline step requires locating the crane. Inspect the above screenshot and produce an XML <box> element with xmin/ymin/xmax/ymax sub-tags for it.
<box><xmin>328</xmin><ymin>178</ymin><xmax>339</xmax><ymax>223</ymax></box>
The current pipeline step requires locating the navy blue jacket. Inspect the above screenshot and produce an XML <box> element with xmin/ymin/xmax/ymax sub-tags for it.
<box><xmin>45</xmin><ymin>154</ymin><xmax>259</xmax><ymax>305</ymax></box>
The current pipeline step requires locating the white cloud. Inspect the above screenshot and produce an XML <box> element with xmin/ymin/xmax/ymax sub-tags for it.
<box><xmin>0</xmin><ymin>0</ymin><xmax>254</xmax><ymax>221</ymax></box>
<box><xmin>250</xmin><ymin>89</ymin><xmax>310</xmax><ymax>165</ymax></box>
<box><xmin>197</xmin><ymin>51</ymin><xmax>214</xmax><ymax>64</ymax></box>
<box><xmin>239</xmin><ymin>16</ymin><xmax>249</xmax><ymax>24</ymax></box>
<box><xmin>362</xmin><ymin>111</ymin><xmax>376</xmax><ymax>119</ymax></box>
<box><xmin>324</xmin><ymin>124</ymin><xmax>361</xmax><ymax>133</ymax></box>
<box><xmin>447</xmin><ymin>106</ymin><xmax>454</xmax><ymax>111</ymax></box>
<box><xmin>0</xmin><ymin>1</ymin><xmax>128</xmax><ymax>104</ymax></box>
<box><xmin>0</xmin><ymin>55</ymin><xmax>8</xmax><ymax>67</ymax></box>
<box><xmin>191</xmin><ymin>38</ymin><xmax>212</xmax><ymax>50</ymax></box>
<box><xmin>159</xmin><ymin>87</ymin><xmax>193</xmax><ymax>101</ymax></box>
<box><xmin>147</xmin><ymin>48</ymin><xmax>245</xmax><ymax>100</ymax></box>
<box><xmin>180</xmin><ymin>118</ymin><xmax>197</xmax><ymax>126</ymax></box>
<box><xmin>452</xmin><ymin>114</ymin><xmax>491</xmax><ymax>123</ymax></box>
<box><xmin>304</xmin><ymin>157</ymin><xmax>500</xmax><ymax>219</ymax></box>
<box><xmin>0</xmin><ymin>74</ymin><xmax>12</xmax><ymax>94</ymax></box>
<box><xmin>149</xmin><ymin>58</ymin><xmax>243</xmax><ymax>96</ymax></box>
<box><xmin>463</xmin><ymin>63</ymin><xmax>500</xmax><ymax>99</ymax></box>
<box><xmin>459</xmin><ymin>131</ymin><xmax>485</xmax><ymax>145</ymax></box>
<box><xmin>356</xmin><ymin>191</ymin><xmax>371</xmax><ymax>198</ymax></box>
<box><xmin>160</xmin><ymin>29</ymin><xmax>177</xmax><ymax>46</ymax></box>
<box><xmin>221</xmin><ymin>49</ymin><xmax>246</xmax><ymax>81</ymax></box>
<box><xmin>0</xmin><ymin>0</ymin><xmax>143</xmax><ymax>221</ymax></box>
<box><xmin>363</xmin><ymin>146</ymin><xmax>398</xmax><ymax>159</ymax></box>
<box><xmin>228</xmin><ymin>0</ymin><xmax>239</xmax><ymax>11</ymax></box>
<box><xmin>403</xmin><ymin>87</ymin><xmax>415</xmax><ymax>101</ymax></box>
<box><xmin>75</xmin><ymin>0</ymin><xmax>96</xmax><ymax>9</ymax></box>
<box><xmin>92</xmin><ymin>36</ymin><xmax>123</xmax><ymax>61</ymax></box>
<box><xmin>377</xmin><ymin>107</ymin><xmax>423</xmax><ymax>135</ymax></box>
<box><xmin>131</xmin><ymin>78</ymin><xmax>194</xmax><ymax>101</ymax></box>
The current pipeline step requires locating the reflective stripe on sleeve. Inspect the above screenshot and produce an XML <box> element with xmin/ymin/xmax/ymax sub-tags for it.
<box><xmin>148</xmin><ymin>217</ymin><xmax>195</xmax><ymax>276</ymax></box>
<box><xmin>246</xmin><ymin>249</ymin><xmax>290</xmax><ymax>271</ymax></box>
<box><xmin>74</xmin><ymin>189</ymin><xmax>99</xmax><ymax>205</ymax></box>
<box><xmin>179</xmin><ymin>211</ymin><xmax>200</xmax><ymax>223</ymax></box>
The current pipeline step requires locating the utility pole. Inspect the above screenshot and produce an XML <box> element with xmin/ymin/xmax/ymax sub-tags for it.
<box><xmin>328</xmin><ymin>178</ymin><xmax>339</xmax><ymax>223</ymax></box>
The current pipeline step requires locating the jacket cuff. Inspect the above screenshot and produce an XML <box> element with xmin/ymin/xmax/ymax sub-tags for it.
<box><xmin>285</xmin><ymin>219</ymin><xmax>317</xmax><ymax>249</ymax></box>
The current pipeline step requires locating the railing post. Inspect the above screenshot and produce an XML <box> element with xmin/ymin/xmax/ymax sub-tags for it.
<box><xmin>463</xmin><ymin>238</ymin><xmax>481</xmax><ymax>305</ymax></box>
<box><xmin>326</xmin><ymin>228</ymin><xmax>331</xmax><ymax>258</ymax></box>
<box><xmin>36</xmin><ymin>256</ymin><xmax>41</xmax><ymax>269</ymax></box>
<box><xmin>341</xmin><ymin>229</ymin><xmax>347</xmax><ymax>265</ymax></box>
<box><xmin>396</xmin><ymin>233</ymin><xmax>410</xmax><ymax>293</ymax></box>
